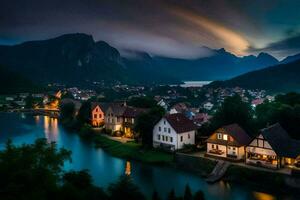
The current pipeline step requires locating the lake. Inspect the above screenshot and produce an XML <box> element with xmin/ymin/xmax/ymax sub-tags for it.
<box><xmin>0</xmin><ymin>112</ymin><xmax>296</xmax><ymax>200</ymax></box>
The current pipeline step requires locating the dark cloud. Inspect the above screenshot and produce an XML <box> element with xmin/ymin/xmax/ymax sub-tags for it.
<box><xmin>0</xmin><ymin>0</ymin><xmax>300</xmax><ymax>59</ymax></box>
<box><xmin>254</xmin><ymin>34</ymin><xmax>300</xmax><ymax>59</ymax></box>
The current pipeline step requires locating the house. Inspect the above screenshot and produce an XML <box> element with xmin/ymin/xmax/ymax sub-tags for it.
<box><xmin>91</xmin><ymin>102</ymin><xmax>109</xmax><ymax>127</ymax></box>
<box><xmin>157</xmin><ymin>99</ymin><xmax>168</xmax><ymax>111</ymax></box>
<box><xmin>153</xmin><ymin>113</ymin><xmax>198</xmax><ymax>151</ymax></box>
<box><xmin>105</xmin><ymin>103</ymin><xmax>127</xmax><ymax>132</ymax></box>
<box><xmin>192</xmin><ymin>113</ymin><xmax>211</xmax><ymax>126</ymax></box>
<box><xmin>104</xmin><ymin>103</ymin><xmax>145</xmax><ymax>137</ymax></box>
<box><xmin>246</xmin><ymin>123</ymin><xmax>300</xmax><ymax>169</ymax></box>
<box><xmin>169</xmin><ymin>102</ymin><xmax>188</xmax><ymax>114</ymax></box>
<box><xmin>203</xmin><ymin>102</ymin><xmax>214</xmax><ymax>111</ymax></box>
<box><xmin>122</xmin><ymin>107</ymin><xmax>147</xmax><ymax>138</ymax></box>
<box><xmin>206</xmin><ymin>124</ymin><xmax>252</xmax><ymax>160</ymax></box>
<box><xmin>251</xmin><ymin>98</ymin><xmax>264</xmax><ymax>108</ymax></box>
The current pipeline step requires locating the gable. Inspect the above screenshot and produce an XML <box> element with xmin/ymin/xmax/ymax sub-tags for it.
<box><xmin>249</xmin><ymin>134</ymin><xmax>273</xmax><ymax>150</ymax></box>
<box><xmin>92</xmin><ymin>105</ymin><xmax>103</xmax><ymax>113</ymax></box>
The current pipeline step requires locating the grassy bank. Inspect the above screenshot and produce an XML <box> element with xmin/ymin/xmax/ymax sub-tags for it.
<box><xmin>94</xmin><ymin>134</ymin><xmax>174</xmax><ymax>164</ymax></box>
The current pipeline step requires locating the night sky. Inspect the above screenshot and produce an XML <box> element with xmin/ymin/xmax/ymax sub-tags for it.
<box><xmin>1</xmin><ymin>0</ymin><xmax>300</xmax><ymax>59</ymax></box>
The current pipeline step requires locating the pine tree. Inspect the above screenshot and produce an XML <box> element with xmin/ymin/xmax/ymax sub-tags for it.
<box><xmin>193</xmin><ymin>190</ymin><xmax>205</xmax><ymax>200</ymax></box>
<box><xmin>152</xmin><ymin>190</ymin><xmax>161</xmax><ymax>200</ymax></box>
<box><xmin>183</xmin><ymin>184</ymin><xmax>192</xmax><ymax>200</ymax></box>
<box><xmin>167</xmin><ymin>188</ymin><xmax>176</xmax><ymax>200</ymax></box>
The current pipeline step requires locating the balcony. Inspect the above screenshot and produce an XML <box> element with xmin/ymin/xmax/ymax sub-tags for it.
<box><xmin>209</xmin><ymin>149</ymin><xmax>225</xmax><ymax>155</ymax></box>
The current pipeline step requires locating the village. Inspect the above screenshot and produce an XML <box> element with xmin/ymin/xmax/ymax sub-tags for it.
<box><xmin>1</xmin><ymin>83</ymin><xmax>300</xmax><ymax>186</ymax></box>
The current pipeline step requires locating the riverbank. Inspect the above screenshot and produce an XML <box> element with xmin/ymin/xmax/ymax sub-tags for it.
<box><xmin>93</xmin><ymin>134</ymin><xmax>174</xmax><ymax>165</ymax></box>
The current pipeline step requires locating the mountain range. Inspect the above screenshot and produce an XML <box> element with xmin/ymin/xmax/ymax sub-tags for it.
<box><xmin>0</xmin><ymin>33</ymin><xmax>288</xmax><ymax>87</ymax></box>
<box><xmin>209</xmin><ymin>59</ymin><xmax>300</xmax><ymax>92</ymax></box>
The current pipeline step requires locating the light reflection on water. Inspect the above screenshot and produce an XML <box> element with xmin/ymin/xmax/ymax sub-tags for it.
<box><xmin>0</xmin><ymin>113</ymin><xmax>297</xmax><ymax>200</ymax></box>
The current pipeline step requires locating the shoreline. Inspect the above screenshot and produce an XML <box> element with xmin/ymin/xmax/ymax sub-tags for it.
<box><xmin>89</xmin><ymin>132</ymin><xmax>300</xmax><ymax>197</ymax></box>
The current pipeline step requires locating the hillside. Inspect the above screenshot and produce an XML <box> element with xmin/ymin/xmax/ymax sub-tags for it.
<box><xmin>209</xmin><ymin>59</ymin><xmax>300</xmax><ymax>92</ymax></box>
<box><xmin>153</xmin><ymin>49</ymin><xmax>279</xmax><ymax>81</ymax></box>
<box><xmin>0</xmin><ymin>65</ymin><xmax>40</xmax><ymax>94</ymax></box>
<box><xmin>0</xmin><ymin>33</ymin><xmax>177</xmax><ymax>86</ymax></box>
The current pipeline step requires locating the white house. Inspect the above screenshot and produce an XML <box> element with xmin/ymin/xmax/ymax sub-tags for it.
<box><xmin>203</xmin><ymin>102</ymin><xmax>214</xmax><ymax>110</ymax></box>
<box><xmin>157</xmin><ymin>99</ymin><xmax>168</xmax><ymax>111</ymax></box>
<box><xmin>153</xmin><ymin>113</ymin><xmax>198</xmax><ymax>151</ymax></box>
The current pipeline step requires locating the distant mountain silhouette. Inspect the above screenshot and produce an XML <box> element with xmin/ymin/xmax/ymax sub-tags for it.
<box><xmin>280</xmin><ymin>53</ymin><xmax>300</xmax><ymax>64</ymax></box>
<box><xmin>151</xmin><ymin>49</ymin><xmax>279</xmax><ymax>81</ymax></box>
<box><xmin>209</xmin><ymin>59</ymin><xmax>300</xmax><ymax>92</ymax></box>
<box><xmin>0</xmin><ymin>33</ymin><xmax>176</xmax><ymax>85</ymax></box>
<box><xmin>0</xmin><ymin>33</ymin><xmax>292</xmax><ymax>86</ymax></box>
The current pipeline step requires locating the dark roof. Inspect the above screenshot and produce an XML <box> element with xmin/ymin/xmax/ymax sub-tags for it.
<box><xmin>261</xmin><ymin>123</ymin><xmax>300</xmax><ymax>158</ymax></box>
<box><xmin>165</xmin><ymin>113</ymin><xmax>198</xmax><ymax>134</ymax></box>
<box><xmin>107</xmin><ymin>103</ymin><xmax>127</xmax><ymax>116</ymax></box>
<box><xmin>91</xmin><ymin>102</ymin><xmax>110</xmax><ymax>113</ymax></box>
<box><xmin>222</xmin><ymin>124</ymin><xmax>252</xmax><ymax>145</ymax></box>
<box><xmin>123</xmin><ymin>107</ymin><xmax>147</xmax><ymax>118</ymax></box>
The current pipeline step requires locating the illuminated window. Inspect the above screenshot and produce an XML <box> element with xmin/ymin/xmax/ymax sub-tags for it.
<box><xmin>223</xmin><ymin>134</ymin><xmax>228</xmax><ymax>140</ymax></box>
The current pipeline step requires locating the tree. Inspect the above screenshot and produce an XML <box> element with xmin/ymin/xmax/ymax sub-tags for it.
<box><xmin>128</xmin><ymin>97</ymin><xmax>157</xmax><ymax>108</ymax></box>
<box><xmin>25</xmin><ymin>95</ymin><xmax>35</xmax><ymax>109</ymax></box>
<box><xmin>275</xmin><ymin>92</ymin><xmax>300</xmax><ymax>106</ymax></box>
<box><xmin>60</xmin><ymin>101</ymin><xmax>75</xmax><ymax>121</ymax></box>
<box><xmin>255</xmin><ymin>101</ymin><xmax>300</xmax><ymax>139</ymax></box>
<box><xmin>193</xmin><ymin>190</ymin><xmax>205</xmax><ymax>200</ymax></box>
<box><xmin>211</xmin><ymin>95</ymin><xmax>253</xmax><ymax>133</ymax></box>
<box><xmin>61</xmin><ymin>170</ymin><xmax>108</xmax><ymax>200</ymax></box>
<box><xmin>108</xmin><ymin>176</ymin><xmax>146</xmax><ymax>200</ymax></box>
<box><xmin>167</xmin><ymin>189</ymin><xmax>176</xmax><ymax>200</ymax></box>
<box><xmin>152</xmin><ymin>190</ymin><xmax>161</xmax><ymax>200</ymax></box>
<box><xmin>76</xmin><ymin>101</ymin><xmax>91</xmax><ymax>126</ymax></box>
<box><xmin>134</xmin><ymin>106</ymin><xmax>165</xmax><ymax>146</ymax></box>
<box><xmin>0</xmin><ymin>139</ymin><xmax>71</xmax><ymax>200</ymax></box>
<box><xmin>183</xmin><ymin>184</ymin><xmax>192</xmax><ymax>200</ymax></box>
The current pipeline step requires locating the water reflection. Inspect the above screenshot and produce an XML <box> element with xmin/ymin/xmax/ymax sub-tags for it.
<box><xmin>125</xmin><ymin>161</ymin><xmax>131</xmax><ymax>175</ymax></box>
<box><xmin>253</xmin><ymin>192</ymin><xmax>276</xmax><ymax>200</ymax></box>
<box><xmin>41</xmin><ymin>116</ymin><xmax>58</xmax><ymax>142</ymax></box>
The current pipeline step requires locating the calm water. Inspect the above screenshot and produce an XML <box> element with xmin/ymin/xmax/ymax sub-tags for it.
<box><xmin>0</xmin><ymin>113</ymin><xmax>296</xmax><ymax>200</ymax></box>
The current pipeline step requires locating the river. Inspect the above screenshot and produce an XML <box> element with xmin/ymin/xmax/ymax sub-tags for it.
<box><xmin>0</xmin><ymin>113</ymin><xmax>295</xmax><ymax>200</ymax></box>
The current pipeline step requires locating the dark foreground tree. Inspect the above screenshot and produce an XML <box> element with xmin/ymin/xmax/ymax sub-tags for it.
<box><xmin>184</xmin><ymin>184</ymin><xmax>192</xmax><ymax>200</ymax></box>
<box><xmin>0</xmin><ymin>139</ymin><xmax>71</xmax><ymax>200</ymax></box>
<box><xmin>60</xmin><ymin>170</ymin><xmax>108</xmax><ymax>200</ymax></box>
<box><xmin>193</xmin><ymin>190</ymin><xmax>205</xmax><ymax>200</ymax></box>
<box><xmin>152</xmin><ymin>190</ymin><xmax>161</xmax><ymax>200</ymax></box>
<box><xmin>167</xmin><ymin>188</ymin><xmax>176</xmax><ymax>200</ymax></box>
<box><xmin>108</xmin><ymin>175</ymin><xmax>146</xmax><ymax>200</ymax></box>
